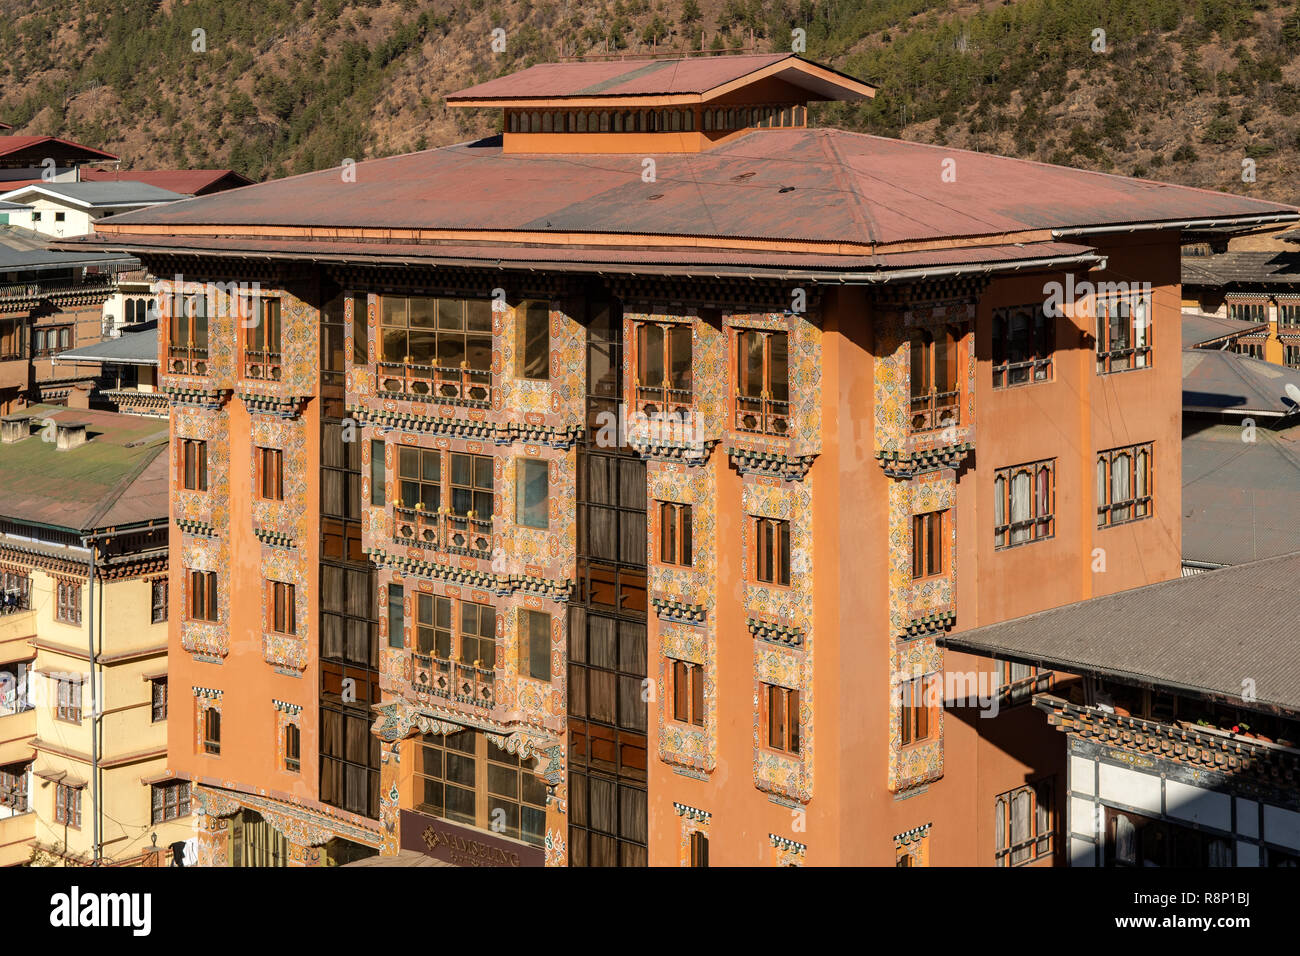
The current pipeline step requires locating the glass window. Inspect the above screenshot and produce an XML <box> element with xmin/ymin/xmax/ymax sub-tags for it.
<box><xmin>516</xmin><ymin>458</ymin><xmax>550</xmax><ymax>529</ymax></box>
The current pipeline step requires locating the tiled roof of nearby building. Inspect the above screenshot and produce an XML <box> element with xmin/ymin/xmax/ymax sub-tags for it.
<box><xmin>57</xmin><ymin>323</ymin><xmax>158</xmax><ymax>366</ymax></box>
<box><xmin>0</xmin><ymin>405</ymin><xmax>168</xmax><ymax>531</ymax></box>
<box><xmin>1181</xmin><ymin>309</ymin><xmax>1269</xmax><ymax>349</ymax></box>
<box><xmin>0</xmin><ymin>135</ymin><xmax>118</xmax><ymax>162</ymax></box>
<box><xmin>445</xmin><ymin>53</ymin><xmax>874</xmax><ymax>102</ymax></box>
<box><xmin>82</xmin><ymin>168</ymin><xmax>254</xmax><ymax>196</ymax></box>
<box><xmin>1183</xmin><ymin>348</ymin><xmax>1300</xmax><ymax>416</ymax></box>
<box><xmin>941</xmin><ymin>551</ymin><xmax>1300</xmax><ymax>714</ymax></box>
<box><xmin>1183</xmin><ymin>421</ymin><xmax>1300</xmax><ymax>567</ymax></box>
<box><xmin>1180</xmin><ymin>249</ymin><xmax>1300</xmax><ymax>287</ymax></box>
<box><xmin>64</xmin><ymin>130</ymin><xmax>1298</xmax><ymax>269</ymax></box>
<box><xmin>0</xmin><ymin>181</ymin><xmax>188</xmax><ymax>207</ymax></box>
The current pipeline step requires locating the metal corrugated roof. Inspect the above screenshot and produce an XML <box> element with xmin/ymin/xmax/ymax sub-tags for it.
<box><xmin>942</xmin><ymin>552</ymin><xmax>1300</xmax><ymax>714</ymax></box>
<box><xmin>0</xmin><ymin>181</ymin><xmax>189</xmax><ymax>207</ymax></box>
<box><xmin>1183</xmin><ymin>348</ymin><xmax>1300</xmax><ymax>416</ymax></box>
<box><xmin>57</xmin><ymin>325</ymin><xmax>158</xmax><ymax>366</ymax></box>
<box><xmin>0</xmin><ymin>406</ymin><xmax>168</xmax><ymax>531</ymax></box>
<box><xmin>86</xmin><ymin>130</ymin><xmax>1297</xmax><ymax>249</ymax></box>
<box><xmin>1182</xmin><ymin>422</ymin><xmax>1300</xmax><ymax>567</ymax></box>
<box><xmin>0</xmin><ymin>135</ymin><xmax>118</xmax><ymax>161</ymax></box>
<box><xmin>1181</xmin><ymin>250</ymin><xmax>1300</xmax><ymax>287</ymax></box>
<box><xmin>81</xmin><ymin>168</ymin><xmax>253</xmax><ymax>195</ymax></box>
<box><xmin>1181</xmin><ymin>309</ymin><xmax>1269</xmax><ymax>349</ymax></box>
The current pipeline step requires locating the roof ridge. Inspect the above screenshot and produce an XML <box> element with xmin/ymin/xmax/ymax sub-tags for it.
<box><xmin>814</xmin><ymin>129</ymin><xmax>877</xmax><ymax>247</ymax></box>
<box><xmin>81</xmin><ymin>442</ymin><xmax>167</xmax><ymax>532</ymax></box>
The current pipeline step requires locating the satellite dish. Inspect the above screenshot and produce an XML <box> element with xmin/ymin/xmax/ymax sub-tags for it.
<box><xmin>1286</xmin><ymin>382</ymin><xmax>1300</xmax><ymax>406</ymax></box>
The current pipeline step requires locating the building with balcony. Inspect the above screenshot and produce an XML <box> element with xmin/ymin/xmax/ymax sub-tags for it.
<box><xmin>0</xmin><ymin>405</ymin><xmax>185</xmax><ymax>866</ymax></box>
<box><xmin>65</xmin><ymin>52</ymin><xmax>1299</xmax><ymax>866</ymax></box>
<box><xmin>1</xmin><ymin>226</ymin><xmax>140</xmax><ymax>414</ymax></box>
<box><xmin>945</xmin><ymin>551</ymin><xmax>1300</xmax><ymax>867</ymax></box>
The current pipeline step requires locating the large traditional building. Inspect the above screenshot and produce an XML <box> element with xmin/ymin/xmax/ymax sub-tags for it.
<box><xmin>65</xmin><ymin>52</ymin><xmax>1298</xmax><ymax>866</ymax></box>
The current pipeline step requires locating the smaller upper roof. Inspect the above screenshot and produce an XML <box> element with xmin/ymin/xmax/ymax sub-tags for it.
<box><xmin>82</xmin><ymin>168</ymin><xmax>253</xmax><ymax>196</ymax></box>
<box><xmin>0</xmin><ymin>135</ymin><xmax>118</xmax><ymax>163</ymax></box>
<box><xmin>0</xmin><ymin>181</ymin><xmax>189</xmax><ymax>207</ymax></box>
<box><xmin>1181</xmin><ymin>309</ymin><xmax>1268</xmax><ymax>349</ymax></box>
<box><xmin>0</xmin><ymin>225</ymin><xmax>136</xmax><ymax>272</ymax></box>
<box><xmin>446</xmin><ymin>53</ymin><xmax>875</xmax><ymax>105</ymax></box>
<box><xmin>1183</xmin><ymin>348</ymin><xmax>1300</xmax><ymax>416</ymax></box>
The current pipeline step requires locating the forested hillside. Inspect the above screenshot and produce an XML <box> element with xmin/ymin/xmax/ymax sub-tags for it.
<box><xmin>2</xmin><ymin>0</ymin><xmax>1299</xmax><ymax>201</ymax></box>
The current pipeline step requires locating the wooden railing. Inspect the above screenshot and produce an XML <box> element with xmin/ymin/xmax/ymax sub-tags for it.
<box><xmin>377</xmin><ymin>361</ymin><xmax>491</xmax><ymax>404</ymax></box>
<box><xmin>393</xmin><ymin>507</ymin><xmax>491</xmax><ymax>558</ymax></box>
<box><xmin>909</xmin><ymin>388</ymin><xmax>960</xmax><ymax>433</ymax></box>
<box><xmin>635</xmin><ymin>381</ymin><xmax>692</xmax><ymax>417</ymax></box>
<box><xmin>167</xmin><ymin>346</ymin><xmax>209</xmax><ymax>377</ymax></box>
<box><xmin>244</xmin><ymin>349</ymin><xmax>283</xmax><ymax>382</ymax></box>
<box><xmin>735</xmin><ymin>392</ymin><xmax>790</xmax><ymax>436</ymax></box>
<box><xmin>393</xmin><ymin>506</ymin><xmax>439</xmax><ymax>548</ymax></box>
<box><xmin>411</xmin><ymin>653</ymin><xmax>495</xmax><ymax>708</ymax></box>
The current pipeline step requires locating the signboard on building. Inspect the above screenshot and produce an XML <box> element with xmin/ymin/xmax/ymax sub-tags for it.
<box><xmin>399</xmin><ymin>809</ymin><xmax>544</xmax><ymax>867</ymax></box>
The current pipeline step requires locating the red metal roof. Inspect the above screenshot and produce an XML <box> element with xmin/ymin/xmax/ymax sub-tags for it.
<box><xmin>0</xmin><ymin>135</ymin><xmax>118</xmax><ymax>162</ymax></box>
<box><xmin>448</xmin><ymin>53</ymin><xmax>796</xmax><ymax>100</ymax></box>
<box><xmin>94</xmin><ymin>129</ymin><xmax>1298</xmax><ymax>249</ymax></box>
<box><xmin>82</xmin><ymin>168</ymin><xmax>253</xmax><ymax>195</ymax></box>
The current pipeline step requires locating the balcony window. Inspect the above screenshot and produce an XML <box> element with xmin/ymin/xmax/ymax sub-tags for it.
<box><xmin>634</xmin><ymin>321</ymin><xmax>692</xmax><ymax>416</ymax></box>
<box><xmin>0</xmin><ymin>318</ymin><xmax>23</xmax><ymax>361</ymax></box>
<box><xmin>0</xmin><ymin>663</ymin><xmax>31</xmax><ymax>715</ymax></box>
<box><xmin>0</xmin><ymin>764</ymin><xmax>28</xmax><ymax>814</ymax></box>
<box><xmin>378</xmin><ymin>295</ymin><xmax>492</xmax><ymax>402</ymax></box>
<box><xmin>413</xmin><ymin>595</ymin><xmax>496</xmax><ymax>707</ymax></box>
<box><xmin>910</xmin><ymin>325</ymin><xmax>961</xmax><ymax>431</ymax></box>
<box><xmin>1095</xmin><ymin>293</ymin><xmax>1151</xmax><ymax>373</ymax></box>
<box><xmin>284</xmin><ymin>725</ymin><xmax>301</xmax><ymax>773</ymax></box>
<box><xmin>995</xmin><ymin>781</ymin><xmax>1053</xmax><ymax>866</ymax></box>
<box><xmin>993</xmin><ymin>305</ymin><xmax>1054</xmax><ymax>387</ymax></box>
<box><xmin>415</xmin><ymin>730</ymin><xmax>548</xmax><ymax>847</ymax></box>
<box><xmin>735</xmin><ymin>329</ymin><xmax>789</xmax><ymax>435</ymax></box>
<box><xmin>151</xmin><ymin>781</ymin><xmax>191</xmax><ymax>823</ymax></box>
<box><xmin>243</xmin><ymin>296</ymin><xmax>283</xmax><ymax>381</ymax></box>
<box><xmin>168</xmin><ymin>293</ymin><xmax>209</xmax><ymax>375</ymax></box>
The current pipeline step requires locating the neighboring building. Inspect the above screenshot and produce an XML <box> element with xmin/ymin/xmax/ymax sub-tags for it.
<box><xmin>67</xmin><ymin>52</ymin><xmax>1298</xmax><ymax>866</ymax></box>
<box><xmin>1</xmin><ymin>228</ymin><xmax>139</xmax><ymax>414</ymax></box>
<box><xmin>82</xmin><ymin>168</ymin><xmax>254</xmax><ymax>197</ymax></box>
<box><xmin>0</xmin><ymin>136</ymin><xmax>118</xmax><ymax>187</ymax></box>
<box><xmin>1181</xmin><ymin>344</ymin><xmax>1300</xmax><ymax>572</ymax></box>
<box><xmin>0</xmin><ymin>406</ymin><xmax>186</xmax><ymax>866</ymax></box>
<box><xmin>944</xmin><ymin>552</ymin><xmax>1300</xmax><ymax>867</ymax></box>
<box><xmin>1182</xmin><ymin>230</ymin><xmax>1300</xmax><ymax>368</ymax></box>
<box><xmin>0</xmin><ymin>201</ymin><xmax>27</xmax><ymax>226</ymax></box>
<box><xmin>0</xmin><ymin>182</ymin><xmax>188</xmax><ymax>240</ymax></box>
<box><xmin>55</xmin><ymin>321</ymin><xmax>165</xmax><ymax>419</ymax></box>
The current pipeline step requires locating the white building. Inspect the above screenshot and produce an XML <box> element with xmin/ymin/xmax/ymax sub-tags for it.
<box><xmin>0</xmin><ymin>182</ymin><xmax>188</xmax><ymax>239</ymax></box>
